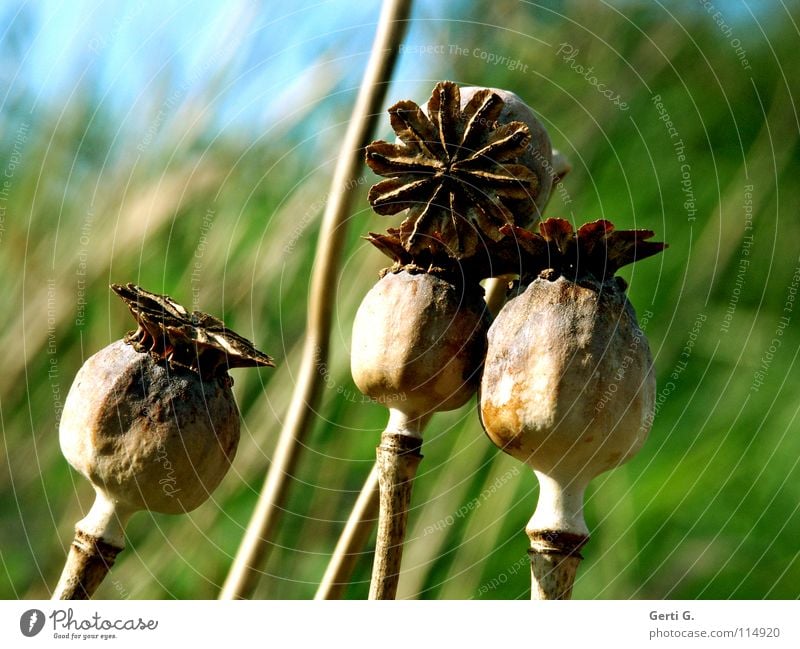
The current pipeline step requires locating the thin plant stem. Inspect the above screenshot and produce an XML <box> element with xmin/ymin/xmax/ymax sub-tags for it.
<box><xmin>528</xmin><ymin>531</ymin><xmax>588</xmax><ymax>600</ymax></box>
<box><xmin>526</xmin><ymin>474</ymin><xmax>589</xmax><ymax>599</ymax></box>
<box><xmin>314</xmin><ymin>464</ymin><xmax>379</xmax><ymax>600</ymax></box>
<box><xmin>220</xmin><ymin>0</ymin><xmax>412</xmax><ymax>600</ymax></box>
<box><xmin>369</xmin><ymin>428</ymin><xmax>422</xmax><ymax>600</ymax></box>
<box><xmin>52</xmin><ymin>530</ymin><xmax>123</xmax><ymax>600</ymax></box>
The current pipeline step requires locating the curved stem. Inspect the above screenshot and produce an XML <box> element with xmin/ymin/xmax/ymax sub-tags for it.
<box><xmin>219</xmin><ymin>0</ymin><xmax>412</xmax><ymax>600</ymax></box>
<box><xmin>314</xmin><ymin>464</ymin><xmax>379</xmax><ymax>600</ymax></box>
<box><xmin>52</xmin><ymin>493</ymin><xmax>130</xmax><ymax>600</ymax></box>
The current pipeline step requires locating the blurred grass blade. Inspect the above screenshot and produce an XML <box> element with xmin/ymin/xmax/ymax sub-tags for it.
<box><xmin>314</xmin><ymin>464</ymin><xmax>379</xmax><ymax>600</ymax></box>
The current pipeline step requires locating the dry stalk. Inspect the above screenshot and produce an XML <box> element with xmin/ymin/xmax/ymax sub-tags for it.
<box><xmin>219</xmin><ymin>0</ymin><xmax>412</xmax><ymax>600</ymax></box>
<box><xmin>368</xmin><ymin>429</ymin><xmax>423</xmax><ymax>600</ymax></box>
<box><xmin>52</xmin><ymin>530</ymin><xmax>123</xmax><ymax>600</ymax></box>
<box><xmin>528</xmin><ymin>530</ymin><xmax>588</xmax><ymax>600</ymax></box>
<box><xmin>314</xmin><ymin>465</ymin><xmax>379</xmax><ymax>600</ymax></box>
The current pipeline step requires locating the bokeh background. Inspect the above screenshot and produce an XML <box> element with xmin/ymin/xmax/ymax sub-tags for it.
<box><xmin>1</xmin><ymin>0</ymin><xmax>798</xmax><ymax>599</ymax></box>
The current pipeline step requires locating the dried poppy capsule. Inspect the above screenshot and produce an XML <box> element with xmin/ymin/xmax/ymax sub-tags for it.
<box><xmin>479</xmin><ymin>219</ymin><xmax>666</xmax><ymax>599</ymax></box>
<box><xmin>458</xmin><ymin>85</ymin><xmax>560</xmax><ymax>226</ymax></box>
<box><xmin>53</xmin><ymin>284</ymin><xmax>273</xmax><ymax>599</ymax></box>
<box><xmin>352</xmin><ymin>269</ymin><xmax>488</xmax><ymax>418</ymax></box>
<box><xmin>365</xmin><ymin>81</ymin><xmax>563</xmax><ymax>260</ymax></box>
<box><xmin>350</xmin><ymin>231</ymin><xmax>491</xmax><ymax>600</ymax></box>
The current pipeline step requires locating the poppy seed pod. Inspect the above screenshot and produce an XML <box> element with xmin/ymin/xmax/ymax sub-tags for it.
<box><xmin>350</xmin><ymin>237</ymin><xmax>491</xmax><ymax>599</ymax></box>
<box><xmin>481</xmin><ymin>275</ymin><xmax>653</xmax><ymax>530</ymax></box>
<box><xmin>53</xmin><ymin>284</ymin><xmax>273</xmax><ymax>599</ymax></box>
<box><xmin>351</xmin><ymin>269</ymin><xmax>489</xmax><ymax>427</ymax></box>
<box><xmin>479</xmin><ymin>219</ymin><xmax>666</xmax><ymax>599</ymax></box>
<box><xmin>365</xmin><ymin>81</ymin><xmax>562</xmax><ymax>261</ymax></box>
<box><xmin>60</xmin><ymin>339</ymin><xmax>240</xmax><ymax>521</ymax></box>
<box><xmin>351</xmin><ymin>267</ymin><xmax>489</xmax><ymax>600</ymax></box>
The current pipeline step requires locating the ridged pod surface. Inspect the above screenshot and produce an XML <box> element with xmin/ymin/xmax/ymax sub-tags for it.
<box><xmin>459</xmin><ymin>86</ymin><xmax>554</xmax><ymax>224</ymax></box>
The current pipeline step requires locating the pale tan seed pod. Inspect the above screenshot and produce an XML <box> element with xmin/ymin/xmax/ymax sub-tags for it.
<box><xmin>366</xmin><ymin>81</ymin><xmax>565</xmax><ymax>261</ymax></box>
<box><xmin>478</xmin><ymin>218</ymin><xmax>665</xmax><ymax>599</ymax></box>
<box><xmin>351</xmin><ymin>270</ymin><xmax>489</xmax><ymax>427</ymax></box>
<box><xmin>480</xmin><ymin>275</ymin><xmax>655</xmax><ymax>535</ymax></box>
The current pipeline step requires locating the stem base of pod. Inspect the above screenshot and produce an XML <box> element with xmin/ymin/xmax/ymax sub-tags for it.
<box><xmin>52</xmin><ymin>492</ymin><xmax>130</xmax><ymax>600</ymax></box>
<box><xmin>527</xmin><ymin>530</ymin><xmax>588</xmax><ymax>600</ymax></box>
<box><xmin>369</xmin><ymin>428</ymin><xmax>423</xmax><ymax>600</ymax></box>
<box><xmin>52</xmin><ymin>530</ymin><xmax>123</xmax><ymax>600</ymax></box>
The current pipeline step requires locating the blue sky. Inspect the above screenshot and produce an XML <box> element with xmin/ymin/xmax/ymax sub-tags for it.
<box><xmin>0</xmin><ymin>1</ymin><xmax>413</xmax><ymax>146</ymax></box>
<box><xmin>0</xmin><ymin>0</ymin><xmax>776</xmax><ymax>140</ymax></box>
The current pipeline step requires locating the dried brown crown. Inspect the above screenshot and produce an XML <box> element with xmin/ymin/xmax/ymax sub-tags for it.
<box><xmin>365</xmin><ymin>81</ymin><xmax>539</xmax><ymax>260</ymax></box>
<box><xmin>499</xmin><ymin>218</ymin><xmax>666</xmax><ymax>284</ymax></box>
<box><xmin>365</xmin><ymin>218</ymin><xmax>665</xmax><ymax>285</ymax></box>
<box><xmin>365</xmin><ymin>227</ymin><xmax>516</xmax><ymax>284</ymax></box>
<box><xmin>111</xmin><ymin>283</ymin><xmax>274</xmax><ymax>380</ymax></box>
<box><xmin>364</xmin><ymin>82</ymin><xmax>664</xmax><ymax>284</ymax></box>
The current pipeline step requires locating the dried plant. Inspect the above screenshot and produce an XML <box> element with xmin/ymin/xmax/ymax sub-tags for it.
<box><xmin>479</xmin><ymin>218</ymin><xmax>665</xmax><ymax>599</ymax></box>
<box><xmin>365</xmin><ymin>81</ymin><xmax>557</xmax><ymax>259</ymax></box>
<box><xmin>350</xmin><ymin>80</ymin><xmax>560</xmax><ymax>599</ymax></box>
<box><xmin>53</xmin><ymin>285</ymin><xmax>271</xmax><ymax>599</ymax></box>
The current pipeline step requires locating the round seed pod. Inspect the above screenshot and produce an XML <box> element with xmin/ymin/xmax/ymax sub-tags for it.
<box><xmin>57</xmin><ymin>283</ymin><xmax>273</xmax><ymax>552</ymax></box>
<box><xmin>366</xmin><ymin>81</ymin><xmax>564</xmax><ymax>262</ymax></box>
<box><xmin>479</xmin><ymin>219</ymin><xmax>665</xmax><ymax>538</ymax></box>
<box><xmin>351</xmin><ymin>270</ymin><xmax>489</xmax><ymax>425</ymax></box>
<box><xmin>60</xmin><ymin>339</ymin><xmax>240</xmax><ymax>517</ymax></box>
<box><xmin>480</xmin><ymin>276</ymin><xmax>654</xmax><ymax>528</ymax></box>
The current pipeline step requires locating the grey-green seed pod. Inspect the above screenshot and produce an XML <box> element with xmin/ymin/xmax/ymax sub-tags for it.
<box><xmin>53</xmin><ymin>284</ymin><xmax>272</xmax><ymax>600</ymax></box>
<box><xmin>60</xmin><ymin>339</ymin><xmax>240</xmax><ymax>520</ymax></box>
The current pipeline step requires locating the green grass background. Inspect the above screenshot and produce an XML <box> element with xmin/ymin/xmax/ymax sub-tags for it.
<box><xmin>1</xmin><ymin>1</ymin><xmax>799</xmax><ymax>599</ymax></box>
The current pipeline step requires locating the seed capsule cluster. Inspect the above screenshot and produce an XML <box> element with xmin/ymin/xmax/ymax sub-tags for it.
<box><xmin>357</xmin><ymin>80</ymin><xmax>666</xmax><ymax>600</ymax></box>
